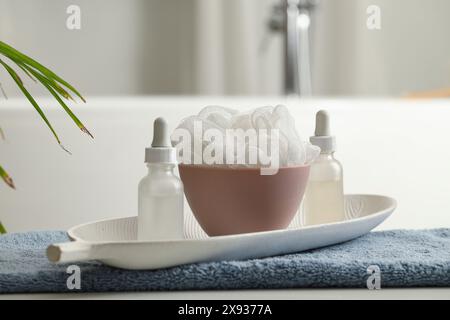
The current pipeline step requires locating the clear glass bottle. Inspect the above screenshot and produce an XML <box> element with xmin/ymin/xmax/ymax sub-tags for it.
<box><xmin>137</xmin><ymin>118</ymin><xmax>184</xmax><ymax>241</ymax></box>
<box><xmin>303</xmin><ymin>110</ymin><xmax>345</xmax><ymax>226</ymax></box>
<box><xmin>303</xmin><ymin>151</ymin><xmax>345</xmax><ymax>226</ymax></box>
<box><xmin>138</xmin><ymin>163</ymin><xmax>184</xmax><ymax>240</ymax></box>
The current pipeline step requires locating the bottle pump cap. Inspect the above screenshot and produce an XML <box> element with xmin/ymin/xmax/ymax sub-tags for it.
<box><xmin>145</xmin><ymin>117</ymin><xmax>177</xmax><ymax>163</ymax></box>
<box><xmin>310</xmin><ymin>110</ymin><xmax>336</xmax><ymax>153</ymax></box>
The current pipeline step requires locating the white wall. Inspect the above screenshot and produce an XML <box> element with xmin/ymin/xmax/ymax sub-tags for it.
<box><xmin>313</xmin><ymin>0</ymin><xmax>450</xmax><ymax>96</ymax></box>
<box><xmin>1</xmin><ymin>0</ymin><xmax>450</xmax><ymax>96</ymax></box>
<box><xmin>0</xmin><ymin>0</ymin><xmax>196</xmax><ymax>96</ymax></box>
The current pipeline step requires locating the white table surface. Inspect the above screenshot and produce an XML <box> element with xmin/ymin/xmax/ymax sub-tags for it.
<box><xmin>1</xmin><ymin>288</ymin><xmax>449</xmax><ymax>300</ymax></box>
<box><xmin>1</xmin><ymin>97</ymin><xmax>450</xmax><ymax>299</ymax></box>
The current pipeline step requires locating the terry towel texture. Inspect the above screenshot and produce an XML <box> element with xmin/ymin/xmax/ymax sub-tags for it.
<box><xmin>1</xmin><ymin>229</ymin><xmax>450</xmax><ymax>293</ymax></box>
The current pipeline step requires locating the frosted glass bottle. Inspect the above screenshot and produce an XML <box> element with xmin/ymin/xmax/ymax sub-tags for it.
<box><xmin>303</xmin><ymin>152</ymin><xmax>345</xmax><ymax>225</ymax></box>
<box><xmin>137</xmin><ymin>117</ymin><xmax>184</xmax><ymax>241</ymax></box>
<box><xmin>303</xmin><ymin>110</ymin><xmax>345</xmax><ymax>226</ymax></box>
<box><xmin>138</xmin><ymin>163</ymin><xmax>184</xmax><ymax>240</ymax></box>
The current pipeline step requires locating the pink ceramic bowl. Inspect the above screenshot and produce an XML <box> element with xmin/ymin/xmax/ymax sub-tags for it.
<box><xmin>178</xmin><ymin>164</ymin><xmax>310</xmax><ymax>236</ymax></box>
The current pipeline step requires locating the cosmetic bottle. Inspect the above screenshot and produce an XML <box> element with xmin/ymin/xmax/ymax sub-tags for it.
<box><xmin>303</xmin><ymin>110</ymin><xmax>345</xmax><ymax>226</ymax></box>
<box><xmin>138</xmin><ymin>118</ymin><xmax>184</xmax><ymax>241</ymax></box>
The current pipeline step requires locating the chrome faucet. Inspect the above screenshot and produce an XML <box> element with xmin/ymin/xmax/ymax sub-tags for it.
<box><xmin>268</xmin><ymin>0</ymin><xmax>318</xmax><ymax>96</ymax></box>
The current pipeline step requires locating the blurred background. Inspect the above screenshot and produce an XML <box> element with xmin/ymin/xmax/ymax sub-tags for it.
<box><xmin>1</xmin><ymin>0</ymin><xmax>450</xmax><ymax>97</ymax></box>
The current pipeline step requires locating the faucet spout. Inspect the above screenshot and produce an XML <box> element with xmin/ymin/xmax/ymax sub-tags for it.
<box><xmin>269</xmin><ymin>0</ymin><xmax>318</xmax><ymax>96</ymax></box>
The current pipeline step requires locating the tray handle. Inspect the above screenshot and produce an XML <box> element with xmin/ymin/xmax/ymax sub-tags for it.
<box><xmin>47</xmin><ymin>241</ymin><xmax>93</xmax><ymax>263</ymax></box>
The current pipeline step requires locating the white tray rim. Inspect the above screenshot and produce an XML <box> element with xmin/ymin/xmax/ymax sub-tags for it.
<box><xmin>67</xmin><ymin>194</ymin><xmax>397</xmax><ymax>245</ymax></box>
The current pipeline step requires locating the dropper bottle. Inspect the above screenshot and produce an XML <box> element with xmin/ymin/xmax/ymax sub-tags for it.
<box><xmin>303</xmin><ymin>110</ymin><xmax>345</xmax><ymax>226</ymax></box>
<box><xmin>138</xmin><ymin>118</ymin><xmax>184</xmax><ymax>240</ymax></box>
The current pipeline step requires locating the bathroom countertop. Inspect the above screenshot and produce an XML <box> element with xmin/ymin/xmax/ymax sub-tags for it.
<box><xmin>1</xmin><ymin>97</ymin><xmax>450</xmax><ymax>299</ymax></box>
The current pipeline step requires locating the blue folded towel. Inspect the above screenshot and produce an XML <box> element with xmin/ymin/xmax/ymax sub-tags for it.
<box><xmin>1</xmin><ymin>229</ymin><xmax>449</xmax><ymax>293</ymax></box>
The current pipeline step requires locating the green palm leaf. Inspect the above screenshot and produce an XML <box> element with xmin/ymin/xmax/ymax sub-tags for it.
<box><xmin>0</xmin><ymin>41</ymin><xmax>92</xmax><ymax>170</ymax></box>
<box><xmin>13</xmin><ymin>60</ymin><xmax>93</xmax><ymax>138</ymax></box>
<box><xmin>0</xmin><ymin>222</ymin><xmax>6</xmax><ymax>234</ymax></box>
<box><xmin>0</xmin><ymin>41</ymin><xmax>85</xmax><ymax>102</ymax></box>
<box><xmin>0</xmin><ymin>41</ymin><xmax>91</xmax><ymax>234</ymax></box>
<box><xmin>0</xmin><ymin>164</ymin><xmax>14</xmax><ymax>189</ymax></box>
<box><xmin>0</xmin><ymin>58</ymin><xmax>65</xmax><ymax>150</ymax></box>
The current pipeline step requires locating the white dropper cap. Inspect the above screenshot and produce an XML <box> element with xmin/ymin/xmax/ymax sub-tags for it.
<box><xmin>145</xmin><ymin>117</ymin><xmax>177</xmax><ymax>163</ymax></box>
<box><xmin>309</xmin><ymin>110</ymin><xmax>336</xmax><ymax>153</ymax></box>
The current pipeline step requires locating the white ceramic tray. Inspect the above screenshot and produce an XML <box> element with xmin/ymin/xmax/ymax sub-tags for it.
<box><xmin>47</xmin><ymin>194</ymin><xmax>396</xmax><ymax>270</ymax></box>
